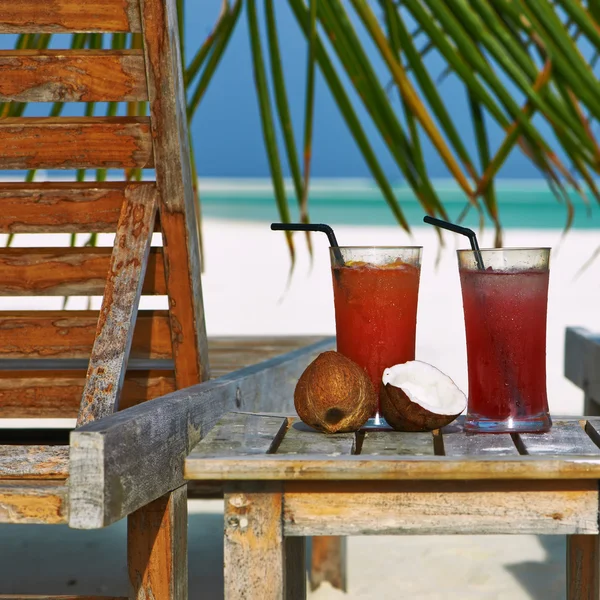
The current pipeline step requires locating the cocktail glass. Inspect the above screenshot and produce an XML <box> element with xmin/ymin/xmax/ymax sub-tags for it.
<box><xmin>329</xmin><ymin>247</ymin><xmax>422</xmax><ymax>426</ymax></box>
<box><xmin>458</xmin><ymin>247</ymin><xmax>552</xmax><ymax>433</ymax></box>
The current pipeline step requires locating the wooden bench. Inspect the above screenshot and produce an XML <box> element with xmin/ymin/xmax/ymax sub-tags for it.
<box><xmin>565</xmin><ymin>327</ymin><xmax>600</xmax><ymax>416</ymax></box>
<box><xmin>183</xmin><ymin>412</ymin><xmax>600</xmax><ymax>599</ymax></box>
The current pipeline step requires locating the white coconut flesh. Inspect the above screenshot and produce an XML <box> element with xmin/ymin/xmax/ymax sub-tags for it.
<box><xmin>382</xmin><ymin>360</ymin><xmax>466</xmax><ymax>416</ymax></box>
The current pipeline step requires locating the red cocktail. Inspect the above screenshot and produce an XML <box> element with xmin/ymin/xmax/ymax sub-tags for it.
<box><xmin>458</xmin><ymin>248</ymin><xmax>551</xmax><ymax>433</ymax></box>
<box><xmin>330</xmin><ymin>247</ymin><xmax>422</xmax><ymax>421</ymax></box>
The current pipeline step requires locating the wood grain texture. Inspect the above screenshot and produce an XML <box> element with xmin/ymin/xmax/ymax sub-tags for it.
<box><xmin>77</xmin><ymin>186</ymin><xmax>158</xmax><ymax>426</ymax></box>
<box><xmin>224</xmin><ymin>483</ymin><xmax>285</xmax><ymax>600</ymax></box>
<box><xmin>283</xmin><ymin>480</ymin><xmax>600</xmax><ymax>536</ymax></box>
<box><xmin>517</xmin><ymin>421</ymin><xmax>600</xmax><ymax>455</ymax></box>
<box><xmin>0</xmin><ymin>50</ymin><xmax>147</xmax><ymax>102</ymax></box>
<box><xmin>0</xmin><ymin>310</ymin><xmax>171</xmax><ymax>359</ymax></box>
<box><xmin>141</xmin><ymin>0</ymin><xmax>210</xmax><ymax>387</ymax></box>
<box><xmin>0</xmin><ymin>247</ymin><xmax>165</xmax><ymax>295</ymax></box>
<box><xmin>70</xmin><ymin>338</ymin><xmax>332</xmax><ymax>529</ymax></box>
<box><xmin>0</xmin><ymin>481</ymin><xmax>68</xmax><ymax>524</ymax></box>
<box><xmin>0</xmin><ymin>182</ymin><xmax>155</xmax><ymax>234</ymax></box>
<box><xmin>361</xmin><ymin>431</ymin><xmax>434</xmax><ymax>456</ymax></box>
<box><xmin>310</xmin><ymin>537</ymin><xmax>346</xmax><ymax>593</ymax></box>
<box><xmin>567</xmin><ymin>534</ymin><xmax>600</xmax><ymax>600</ymax></box>
<box><xmin>0</xmin><ymin>445</ymin><xmax>68</xmax><ymax>479</ymax></box>
<box><xmin>0</xmin><ymin>0</ymin><xmax>141</xmax><ymax>33</ymax></box>
<box><xmin>184</xmin><ymin>454</ymin><xmax>600</xmax><ymax>481</ymax></box>
<box><xmin>128</xmin><ymin>485</ymin><xmax>187</xmax><ymax>600</ymax></box>
<box><xmin>0</xmin><ymin>370</ymin><xmax>175</xmax><ymax>418</ymax></box>
<box><xmin>276</xmin><ymin>422</ymin><xmax>355</xmax><ymax>455</ymax></box>
<box><xmin>0</xmin><ymin>117</ymin><xmax>153</xmax><ymax>170</ymax></box>
<box><xmin>441</xmin><ymin>419</ymin><xmax>518</xmax><ymax>456</ymax></box>
<box><xmin>286</xmin><ymin>537</ymin><xmax>307</xmax><ymax>599</ymax></box>
<box><xmin>191</xmin><ymin>413</ymin><xmax>289</xmax><ymax>457</ymax></box>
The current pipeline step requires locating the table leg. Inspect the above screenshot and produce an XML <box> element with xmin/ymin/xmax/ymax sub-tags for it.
<box><xmin>224</xmin><ymin>483</ymin><xmax>306</xmax><ymax>599</ymax></box>
<box><xmin>567</xmin><ymin>534</ymin><xmax>600</xmax><ymax>600</ymax></box>
<box><xmin>310</xmin><ymin>536</ymin><xmax>347</xmax><ymax>592</ymax></box>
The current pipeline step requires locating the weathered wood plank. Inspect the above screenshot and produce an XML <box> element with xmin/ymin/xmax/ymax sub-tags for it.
<box><xmin>0</xmin><ymin>50</ymin><xmax>148</xmax><ymax>103</ymax></box>
<box><xmin>224</xmin><ymin>483</ymin><xmax>285</xmax><ymax>600</ymax></box>
<box><xmin>0</xmin><ymin>117</ymin><xmax>154</xmax><ymax>170</ymax></box>
<box><xmin>128</xmin><ymin>485</ymin><xmax>187</xmax><ymax>600</ymax></box>
<box><xmin>0</xmin><ymin>370</ymin><xmax>175</xmax><ymax>418</ymax></box>
<box><xmin>0</xmin><ymin>596</ymin><xmax>127</xmax><ymax>599</ymax></box>
<box><xmin>283</xmin><ymin>480</ymin><xmax>599</xmax><ymax>536</ymax></box>
<box><xmin>0</xmin><ymin>310</ymin><xmax>171</xmax><ymax>359</ymax></box>
<box><xmin>565</xmin><ymin>327</ymin><xmax>600</xmax><ymax>416</ymax></box>
<box><xmin>0</xmin><ymin>0</ymin><xmax>141</xmax><ymax>33</ymax></box>
<box><xmin>0</xmin><ymin>481</ymin><xmax>68</xmax><ymax>524</ymax></box>
<box><xmin>286</xmin><ymin>537</ymin><xmax>307</xmax><ymax>599</ymax></box>
<box><xmin>184</xmin><ymin>454</ymin><xmax>600</xmax><ymax>481</ymax></box>
<box><xmin>0</xmin><ymin>247</ymin><xmax>166</xmax><ymax>295</ymax></box>
<box><xmin>0</xmin><ymin>445</ymin><xmax>68</xmax><ymax>479</ymax></box>
<box><xmin>0</xmin><ymin>182</ymin><xmax>156</xmax><ymax>234</ymax></box>
<box><xmin>441</xmin><ymin>419</ymin><xmax>518</xmax><ymax>456</ymax></box>
<box><xmin>361</xmin><ymin>431</ymin><xmax>434</xmax><ymax>456</ymax></box>
<box><xmin>77</xmin><ymin>186</ymin><xmax>158</xmax><ymax>425</ymax></box>
<box><xmin>69</xmin><ymin>338</ymin><xmax>333</xmax><ymax>529</ymax></box>
<box><xmin>517</xmin><ymin>421</ymin><xmax>600</xmax><ymax>455</ymax></box>
<box><xmin>276</xmin><ymin>421</ymin><xmax>355</xmax><ymax>455</ymax></box>
<box><xmin>189</xmin><ymin>413</ymin><xmax>288</xmax><ymax>458</ymax></box>
<box><xmin>141</xmin><ymin>0</ymin><xmax>210</xmax><ymax>386</ymax></box>
<box><xmin>567</xmin><ymin>534</ymin><xmax>600</xmax><ymax>600</ymax></box>
<box><xmin>310</xmin><ymin>537</ymin><xmax>347</xmax><ymax>593</ymax></box>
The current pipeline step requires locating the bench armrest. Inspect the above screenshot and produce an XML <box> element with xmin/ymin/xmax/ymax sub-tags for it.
<box><xmin>565</xmin><ymin>327</ymin><xmax>600</xmax><ymax>394</ymax></box>
<box><xmin>69</xmin><ymin>337</ymin><xmax>334</xmax><ymax>529</ymax></box>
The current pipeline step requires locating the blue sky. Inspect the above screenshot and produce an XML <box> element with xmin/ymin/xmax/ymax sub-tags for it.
<box><xmin>189</xmin><ymin>1</ymin><xmax>555</xmax><ymax>180</ymax></box>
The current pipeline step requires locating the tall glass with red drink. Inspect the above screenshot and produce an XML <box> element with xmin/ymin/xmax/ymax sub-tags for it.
<box><xmin>458</xmin><ymin>248</ymin><xmax>551</xmax><ymax>433</ymax></box>
<box><xmin>330</xmin><ymin>247</ymin><xmax>422</xmax><ymax>424</ymax></box>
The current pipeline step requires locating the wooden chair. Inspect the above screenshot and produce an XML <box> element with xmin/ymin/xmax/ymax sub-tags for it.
<box><xmin>0</xmin><ymin>0</ymin><xmax>204</xmax><ymax>597</ymax></box>
<box><xmin>565</xmin><ymin>327</ymin><xmax>600</xmax><ymax>415</ymax></box>
<box><xmin>0</xmin><ymin>0</ymin><xmax>339</xmax><ymax>596</ymax></box>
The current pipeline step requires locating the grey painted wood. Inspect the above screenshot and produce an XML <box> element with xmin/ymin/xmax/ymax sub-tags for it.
<box><xmin>518</xmin><ymin>421</ymin><xmax>600</xmax><ymax>455</ymax></box>
<box><xmin>69</xmin><ymin>338</ymin><xmax>334</xmax><ymax>529</ymax></box>
<box><xmin>276</xmin><ymin>421</ymin><xmax>355</xmax><ymax>455</ymax></box>
<box><xmin>224</xmin><ymin>482</ymin><xmax>286</xmax><ymax>599</ymax></box>
<box><xmin>77</xmin><ymin>185</ymin><xmax>158</xmax><ymax>426</ymax></box>
<box><xmin>360</xmin><ymin>431</ymin><xmax>434</xmax><ymax>456</ymax></box>
<box><xmin>189</xmin><ymin>412</ymin><xmax>288</xmax><ymax>458</ymax></box>
<box><xmin>442</xmin><ymin>419</ymin><xmax>518</xmax><ymax>456</ymax></box>
<box><xmin>0</xmin><ymin>444</ymin><xmax>69</xmax><ymax>478</ymax></box>
<box><xmin>565</xmin><ymin>326</ymin><xmax>600</xmax><ymax>415</ymax></box>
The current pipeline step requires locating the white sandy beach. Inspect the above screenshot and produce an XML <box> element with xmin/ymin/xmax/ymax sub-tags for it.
<box><xmin>1</xmin><ymin>220</ymin><xmax>599</xmax><ymax>598</ymax></box>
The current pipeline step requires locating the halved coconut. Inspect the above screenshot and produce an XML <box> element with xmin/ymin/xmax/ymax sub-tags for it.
<box><xmin>380</xmin><ymin>361</ymin><xmax>466</xmax><ymax>432</ymax></box>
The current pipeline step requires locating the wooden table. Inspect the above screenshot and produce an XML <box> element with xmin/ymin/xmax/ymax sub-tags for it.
<box><xmin>185</xmin><ymin>413</ymin><xmax>600</xmax><ymax>599</ymax></box>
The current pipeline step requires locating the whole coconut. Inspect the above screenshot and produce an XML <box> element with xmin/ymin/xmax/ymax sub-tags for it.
<box><xmin>294</xmin><ymin>351</ymin><xmax>376</xmax><ymax>433</ymax></box>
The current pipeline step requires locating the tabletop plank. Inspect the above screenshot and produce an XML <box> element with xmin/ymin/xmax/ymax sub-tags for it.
<box><xmin>187</xmin><ymin>413</ymin><xmax>288</xmax><ymax>458</ymax></box>
<box><xmin>517</xmin><ymin>421</ymin><xmax>600</xmax><ymax>455</ymax></box>
<box><xmin>442</xmin><ymin>420</ymin><xmax>518</xmax><ymax>456</ymax></box>
<box><xmin>276</xmin><ymin>421</ymin><xmax>356</xmax><ymax>456</ymax></box>
<box><xmin>361</xmin><ymin>431</ymin><xmax>434</xmax><ymax>456</ymax></box>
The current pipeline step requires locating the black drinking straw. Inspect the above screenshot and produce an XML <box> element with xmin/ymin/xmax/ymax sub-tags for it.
<box><xmin>423</xmin><ymin>216</ymin><xmax>485</xmax><ymax>270</ymax></box>
<box><xmin>271</xmin><ymin>223</ymin><xmax>344</xmax><ymax>264</ymax></box>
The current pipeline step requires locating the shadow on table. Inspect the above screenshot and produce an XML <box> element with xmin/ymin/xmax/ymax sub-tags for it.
<box><xmin>504</xmin><ymin>536</ymin><xmax>565</xmax><ymax>599</ymax></box>
<box><xmin>0</xmin><ymin>511</ymin><xmax>225</xmax><ymax>598</ymax></box>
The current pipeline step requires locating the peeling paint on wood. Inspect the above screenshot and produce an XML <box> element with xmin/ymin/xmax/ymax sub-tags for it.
<box><xmin>0</xmin><ymin>182</ymin><xmax>155</xmax><ymax>234</ymax></box>
<box><xmin>0</xmin><ymin>445</ymin><xmax>69</xmax><ymax>479</ymax></box>
<box><xmin>141</xmin><ymin>0</ymin><xmax>210</xmax><ymax>387</ymax></box>
<box><xmin>0</xmin><ymin>247</ymin><xmax>166</xmax><ymax>295</ymax></box>
<box><xmin>0</xmin><ymin>0</ymin><xmax>141</xmax><ymax>33</ymax></box>
<box><xmin>0</xmin><ymin>481</ymin><xmax>68</xmax><ymax>524</ymax></box>
<box><xmin>0</xmin><ymin>117</ymin><xmax>154</xmax><ymax>170</ymax></box>
<box><xmin>77</xmin><ymin>186</ymin><xmax>158</xmax><ymax>426</ymax></box>
<box><xmin>0</xmin><ymin>50</ymin><xmax>148</xmax><ymax>102</ymax></box>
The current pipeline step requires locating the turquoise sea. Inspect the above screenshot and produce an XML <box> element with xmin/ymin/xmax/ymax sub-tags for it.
<box><xmin>199</xmin><ymin>179</ymin><xmax>600</xmax><ymax>230</ymax></box>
